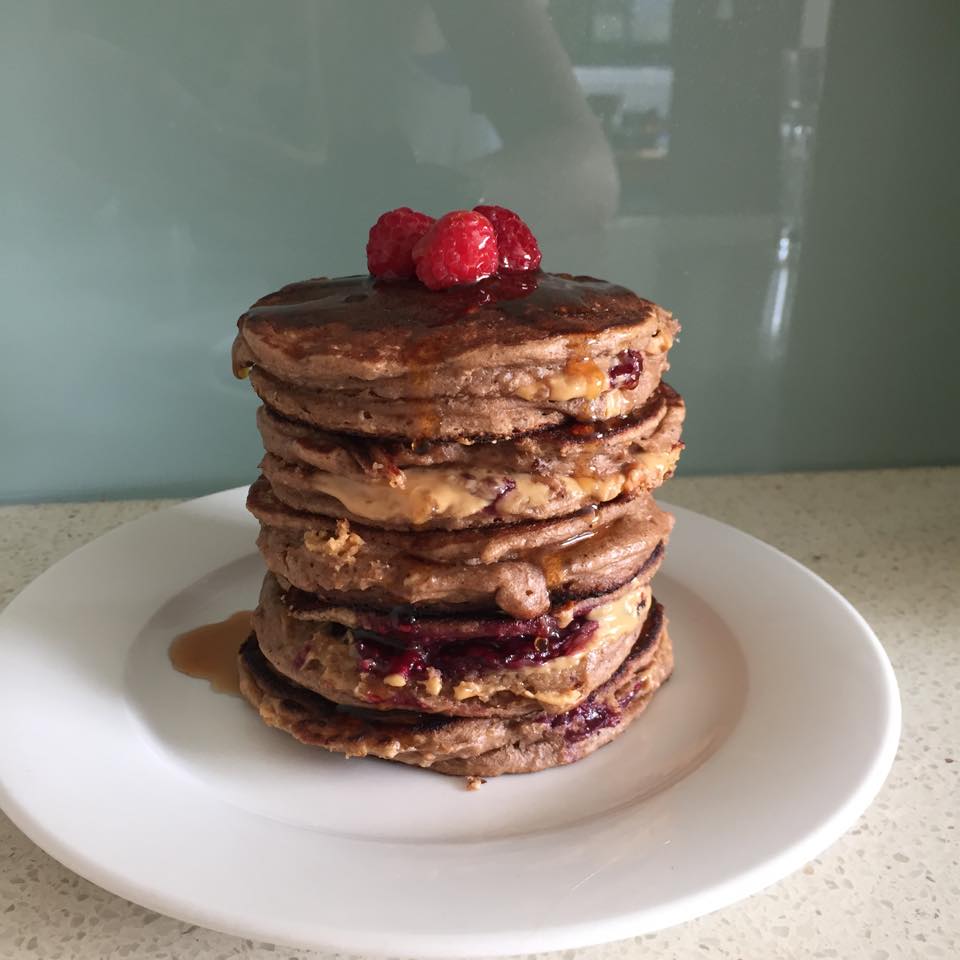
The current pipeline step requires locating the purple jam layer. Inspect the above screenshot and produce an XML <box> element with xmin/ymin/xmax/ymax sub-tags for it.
<box><xmin>553</xmin><ymin>667</ymin><xmax>656</xmax><ymax>743</ymax></box>
<box><xmin>551</xmin><ymin>696</ymin><xmax>621</xmax><ymax>743</ymax></box>
<box><xmin>547</xmin><ymin>600</ymin><xmax>663</xmax><ymax>741</ymax></box>
<box><xmin>351</xmin><ymin>614</ymin><xmax>600</xmax><ymax>683</ymax></box>
<box><xmin>285</xmin><ymin>588</ymin><xmax>605</xmax><ymax>644</ymax></box>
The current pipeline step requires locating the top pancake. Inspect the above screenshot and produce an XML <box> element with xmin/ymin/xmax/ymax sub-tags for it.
<box><xmin>234</xmin><ymin>272</ymin><xmax>671</xmax><ymax>382</ymax></box>
<box><xmin>233</xmin><ymin>272</ymin><xmax>678</xmax><ymax>439</ymax></box>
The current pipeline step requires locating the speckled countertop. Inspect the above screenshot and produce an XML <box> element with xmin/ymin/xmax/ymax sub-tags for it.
<box><xmin>1</xmin><ymin>467</ymin><xmax>957</xmax><ymax>960</ymax></box>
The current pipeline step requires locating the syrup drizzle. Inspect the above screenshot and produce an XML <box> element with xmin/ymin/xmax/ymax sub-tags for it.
<box><xmin>532</xmin><ymin>527</ymin><xmax>598</xmax><ymax>589</ymax></box>
<box><xmin>169</xmin><ymin>611</ymin><xmax>253</xmax><ymax>696</ymax></box>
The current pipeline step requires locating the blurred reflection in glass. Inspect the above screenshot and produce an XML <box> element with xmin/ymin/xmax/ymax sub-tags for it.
<box><xmin>1</xmin><ymin>0</ymin><xmax>855</xmax><ymax>500</ymax></box>
<box><xmin>427</xmin><ymin>2</ymin><xmax>620</xmax><ymax>253</ymax></box>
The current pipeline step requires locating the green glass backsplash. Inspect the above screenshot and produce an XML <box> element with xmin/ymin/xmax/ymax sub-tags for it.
<box><xmin>2</xmin><ymin>0</ymin><xmax>957</xmax><ymax>501</ymax></box>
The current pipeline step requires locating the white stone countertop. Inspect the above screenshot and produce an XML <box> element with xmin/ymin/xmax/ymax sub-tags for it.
<box><xmin>0</xmin><ymin>467</ymin><xmax>957</xmax><ymax>960</ymax></box>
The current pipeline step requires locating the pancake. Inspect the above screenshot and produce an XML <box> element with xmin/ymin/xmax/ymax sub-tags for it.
<box><xmin>237</xmin><ymin>600</ymin><xmax>672</xmax><ymax>776</ymax></box>
<box><xmin>257</xmin><ymin>383</ymin><xmax>683</xmax><ymax>476</ymax></box>
<box><xmin>233</xmin><ymin>272</ymin><xmax>679</xmax><ymax>439</ymax></box>
<box><xmin>253</xmin><ymin>572</ymin><xmax>656</xmax><ymax>717</ymax></box>
<box><xmin>255</xmin><ymin>385</ymin><xmax>684</xmax><ymax>529</ymax></box>
<box><xmin>249</xmin><ymin>477</ymin><xmax>672</xmax><ymax>618</ymax></box>
<box><xmin>255</xmin><ymin>383</ymin><xmax>683</xmax><ymax>529</ymax></box>
<box><xmin>247</xmin><ymin>356</ymin><xmax>672</xmax><ymax>441</ymax></box>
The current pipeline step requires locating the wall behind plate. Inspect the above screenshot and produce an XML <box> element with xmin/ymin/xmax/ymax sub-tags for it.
<box><xmin>2</xmin><ymin>0</ymin><xmax>957</xmax><ymax>502</ymax></box>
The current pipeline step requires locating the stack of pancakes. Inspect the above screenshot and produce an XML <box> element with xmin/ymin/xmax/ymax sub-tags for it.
<box><xmin>232</xmin><ymin>271</ymin><xmax>684</xmax><ymax>777</ymax></box>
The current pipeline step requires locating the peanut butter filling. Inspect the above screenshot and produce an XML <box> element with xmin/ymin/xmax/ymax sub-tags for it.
<box><xmin>515</xmin><ymin>357</ymin><xmax>609</xmax><ymax>402</ymax></box>
<box><xmin>282</xmin><ymin>452</ymin><xmax>678</xmax><ymax>525</ymax></box>
<box><xmin>513</xmin><ymin>334</ymin><xmax>672</xmax><ymax>404</ymax></box>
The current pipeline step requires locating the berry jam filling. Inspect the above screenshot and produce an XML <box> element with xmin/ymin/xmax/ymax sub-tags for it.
<box><xmin>484</xmin><ymin>477</ymin><xmax>517</xmax><ymax>515</ymax></box>
<box><xmin>546</xmin><ymin>654</ymin><xmax>654</xmax><ymax>743</ymax></box>
<box><xmin>488</xmin><ymin>271</ymin><xmax>540</xmax><ymax>300</ymax></box>
<box><xmin>546</xmin><ymin>600</ymin><xmax>663</xmax><ymax>742</ymax></box>
<box><xmin>551</xmin><ymin>697</ymin><xmax>621</xmax><ymax>743</ymax></box>
<box><xmin>608</xmin><ymin>349</ymin><xmax>644</xmax><ymax>389</ymax></box>
<box><xmin>351</xmin><ymin>615</ymin><xmax>599</xmax><ymax>684</ymax></box>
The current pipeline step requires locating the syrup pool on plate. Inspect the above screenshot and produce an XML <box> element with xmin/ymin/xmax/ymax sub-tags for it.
<box><xmin>169</xmin><ymin>611</ymin><xmax>252</xmax><ymax>695</ymax></box>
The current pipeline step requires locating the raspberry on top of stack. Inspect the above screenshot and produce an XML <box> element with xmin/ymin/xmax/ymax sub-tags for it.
<box><xmin>232</xmin><ymin>204</ymin><xmax>684</xmax><ymax>777</ymax></box>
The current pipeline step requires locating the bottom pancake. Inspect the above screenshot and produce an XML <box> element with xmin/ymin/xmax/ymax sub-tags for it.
<box><xmin>238</xmin><ymin>601</ymin><xmax>673</xmax><ymax>777</ymax></box>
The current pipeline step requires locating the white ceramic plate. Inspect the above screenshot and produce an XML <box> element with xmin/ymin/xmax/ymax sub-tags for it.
<box><xmin>0</xmin><ymin>488</ymin><xmax>899</xmax><ymax>957</ymax></box>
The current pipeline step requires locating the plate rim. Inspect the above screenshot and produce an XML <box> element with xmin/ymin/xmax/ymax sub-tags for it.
<box><xmin>0</xmin><ymin>487</ymin><xmax>901</xmax><ymax>958</ymax></box>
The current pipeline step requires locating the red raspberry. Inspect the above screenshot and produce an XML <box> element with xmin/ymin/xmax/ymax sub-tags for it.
<box><xmin>366</xmin><ymin>207</ymin><xmax>435</xmax><ymax>279</ymax></box>
<box><xmin>412</xmin><ymin>210</ymin><xmax>498</xmax><ymax>290</ymax></box>
<box><xmin>473</xmin><ymin>205</ymin><xmax>541</xmax><ymax>272</ymax></box>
